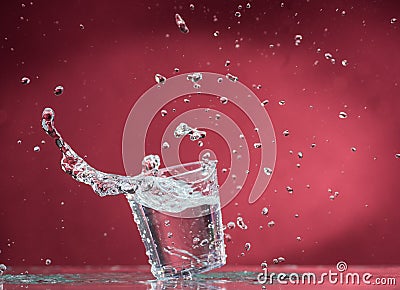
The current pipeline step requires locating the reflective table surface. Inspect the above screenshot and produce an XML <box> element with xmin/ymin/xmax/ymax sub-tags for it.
<box><xmin>1</xmin><ymin>265</ymin><xmax>399</xmax><ymax>289</ymax></box>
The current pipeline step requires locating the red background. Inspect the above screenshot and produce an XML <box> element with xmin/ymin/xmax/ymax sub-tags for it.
<box><xmin>0</xmin><ymin>0</ymin><xmax>399</xmax><ymax>268</ymax></box>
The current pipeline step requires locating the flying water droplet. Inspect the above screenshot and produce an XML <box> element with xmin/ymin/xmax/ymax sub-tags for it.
<box><xmin>54</xmin><ymin>85</ymin><xmax>64</xmax><ymax>96</ymax></box>
<box><xmin>236</xmin><ymin>217</ymin><xmax>248</xmax><ymax>230</ymax></box>
<box><xmin>175</xmin><ymin>14</ymin><xmax>189</xmax><ymax>34</ymax></box>
<box><xmin>227</xmin><ymin>221</ymin><xmax>236</xmax><ymax>229</ymax></box>
<box><xmin>220</xmin><ymin>96</ymin><xmax>228</xmax><ymax>104</ymax></box>
<box><xmin>155</xmin><ymin>73</ymin><xmax>166</xmax><ymax>84</ymax></box>
<box><xmin>226</xmin><ymin>73</ymin><xmax>238</xmax><ymax>82</ymax></box>
<box><xmin>21</xmin><ymin>76</ymin><xmax>30</xmax><ymax>85</ymax></box>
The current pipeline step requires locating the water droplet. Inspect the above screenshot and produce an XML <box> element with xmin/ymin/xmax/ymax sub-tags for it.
<box><xmin>79</xmin><ymin>23</ymin><xmax>85</xmax><ymax>30</ymax></box>
<box><xmin>200</xmin><ymin>239</ymin><xmax>209</xmax><ymax>246</ymax></box>
<box><xmin>187</xmin><ymin>72</ymin><xmax>202</xmax><ymax>83</ymax></box>
<box><xmin>164</xmin><ymin>220</ymin><xmax>170</xmax><ymax>226</ymax></box>
<box><xmin>17</xmin><ymin>139</ymin><xmax>22</xmax><ymax>144</ymax></box>
<box><xmin>341</xmin><ymin>59</ymin><xmax>348</xmax><ymax>66</ymax></box>
<box><xmin>162</xmin><ymin>142</ymin><xmax>170</xmax><ymax>149</ymax></box>
<box><xmin>261</xmin><ymin>262</ymin><xmax>268</xmax><ymax>269</ymax></box>
<box><xmin>283</xmin><ymin>129</ymin><xmax>290</xmax><ymax>136</ymax></box>
<box><xmin>0</xmin><ymin>264</ymin><xmax>7</xmax><ymax>275</ymax></box>
<box><xmin>220</xmin><ymin>96</ymin><xmax>228</xmax><ymax>104</ymax></box>
<box><xmin>351</xmin><ymin>147</ymin><xmax>357</xmax><ymax>152</ymax></box>
<box><xmin>298</xmin><ymin>152</ymin><xmax>303</xmax><ymax>158</ymax></box>
<box><xmin>263</xmin><ymin>167</ymin><xmax>273</xmax><ymax>176</ymax></box>
<box><xmin>167</xmin><ymin>232</ymin><xmax>173</xmax><ymax>238</ymax></box>
<box><xmin>198</xmin><ymin>141</ymin><xmax>203</xmax><ymax>147</ymax></box>
<box><xmin>294</xmin><ymin>34</ymin><xmax>302</xmax><ymax>46</ymax></box>
<box><xmin>236</xmin><ymin>216</ymin><xmax>248</xmax><ymax>230</ymax></box>
<box><xmin>227</xmin><ymin>221</ymin><xmax>236</xmax><ymax>229</ymax></box>
<box><xmin>235</xmin><ymin>11</ymin><xmax>241</xmax><ymax>17</ymax></box>
<box><xmin>45</xmin><ymin>259</ymin><xmax>52</xmax><ymax>266</ymax></box>
<box><xmin>155</xmin><ymin>73</ymin><xmax>166</xmax><ymax>84</ymax></box>
<box><xmin>279</xmin><ymin>100</ymin><xmax>286</xmax><ymax>105</ymax></box>
<box><xmin>222</xmin><ymin>168</ymin><xmax>228</xmax><ymax>173</ymax></box>
<box><xmin>21</xmin><ymin>76</ymin><xmax>30</xmax><ymax>85</ymax></box>
<box><xmin>390</xmin><ymin>18</ymin><xmax>397</xmax><ymax>24</ymax></box>
<box><xmin>160</xmin><ymin>109</ymin><xmax>168</xmax><ymax>117</ymax></box>
<box><xmin>225</xmin><ymin>60</ymin><xmax>231</xmax><ymax>67</ymax></box>
<box><xmin>226</xmin><ymin>73</ymin><xmax>238</xmax><ymax>82</ymax></box>
<box><xmin>183</xmin><ymin>98</ymin><xmax>190</xmax><ymax>103</ymax></box>
<box><xmin>324</xmin><ymin>52</ymin><xmax>333</xmax><ymax>60</ymax></box>
<box><xmin>395</xmin><ymin>153</ymin><xmax>400</xmax><ymax>159</ymax></box>
<box><xmin>54</xmin><ymin>85</ymin><xmax>64</xmax><ymax>96</ymax></box>
<box><xmin>294</xmin><ymin>213</ymin><xmax>299</xmax><ymax>218</ymax></box>
<box><xmin>261</xmin><ymin>100</ymin><xmax>269</xmax><ymax>106</ymax></box>
<box><xmin>213</xmin><ymin>30</ymin><xmax>220</xmax><ymax>37</ymax></box>
<box><xmin>296</xmin><ymin>236</ymin><xmax>302</xmax><ymax>241</ymax></box>
<box><xmin>189</xmin><ymin>3</ymin><xmax>195</xmax><ymax>10</ymax></box>
<box><xmin>311</xmin><ymin>143</ymin><xmax>316</xmax><ymax>148</ymax></box>
<box><xmin>254</xmin><ymin>143</ymin><xmax>262</xmax><ymax>149</ymax></box>
<box><xmin>339</xmin><ymin>111</ymin><xmax>348</xmax><ymax>119</ymax></box>
<box><xmin>175</xmin><ymin>14</ymin><xmax>189</xmax><ymax>34</ymax></box>
<box><xmin>246</xmin><ymin>3</ymin><xmax>251</xmax><ymax>8</ymax></box>
<box><xmin>244</xmin><ymin>242</ymin><xmax>251</xmax><ymax>251</ymax></box>
<box><xmin>341</xmin><ymin>10</ymin><xmax>346</xmax><ymax>16</ymax></box>
<box><xmin>286</xmin><ymin>186</ymin><xmax>293</xmax><ymax>194</ymax></box>
<box><xmin>33</xmin><ymin>145</ymin><xmax>40</xmax><ymax>152</ymax></box>
<box><xmin>215</xmin><ymin>113</ymin><xmax>221</xmax><ymax>120</ymax></box>
<box><xmin>273</xmin><ymin>258</ymin><xmax>279</xmax><ymax>264</ymax></box>
<box><xmin>217</xmin><ymin>77</ymin><xmax>223</xmax><ymax>83</ymax></box>
<box><xmin>267</xmin><ymin>220</ymin><xmax>275</xmax><ymax>228</ymax></box>
<box><xmin>261</xmin><ymin>207</ymin><xmax>269</xmax><ymax>215</ymax></box>
<box><xmin>278</xmin><ymin>257</ymin><xmax>285</xmax><ymax>263</ymax></box>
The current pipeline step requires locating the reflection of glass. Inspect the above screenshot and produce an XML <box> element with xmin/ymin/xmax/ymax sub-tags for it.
<box><xmin>128</xmin><ymin>160</ymin><xmax>226</xmax><ymax>279</ymax></box>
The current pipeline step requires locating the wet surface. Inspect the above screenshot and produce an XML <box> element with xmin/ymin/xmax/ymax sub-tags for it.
<box><xmin>1</xmin><ymin>265</ymin><xmax>399</xmax><ymax>289</ymax></box>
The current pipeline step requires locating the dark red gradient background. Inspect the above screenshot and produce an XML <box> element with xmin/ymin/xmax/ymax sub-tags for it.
<box><xmin>1</xmin><ymin>0</ymin><xmax>399</xmax><ymax>268</ymax></box>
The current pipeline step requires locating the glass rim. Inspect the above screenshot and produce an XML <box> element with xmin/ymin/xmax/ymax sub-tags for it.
<box><xmin>159</xmin><ymin>160</ymin><xmax>218</xmax><ymax>180</ymax></box>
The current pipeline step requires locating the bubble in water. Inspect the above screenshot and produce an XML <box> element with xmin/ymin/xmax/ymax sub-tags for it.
<box><xmin>21</xmin><ymin>76</ymin><xmax>30</xmax><ymax>85</ymax></box>
<box><xmin>227</xmin><ymin>221</ymin><xmax>236</xmax><ymax>229</ymax></box>
<box><xmin>162</xmin><ymin>142</ymin><xmax>170</xmax><ymax>149</ymax></box>
<box><xmin>54</xmin><ymin>85</ymin><xmax>64</xmax><ymax>96</ymax></box>
<box><xmin>160</xmin><ymin>109</ymin><xmax>168</xmax><ymax>117</ymax></box>
<box><xmin>226</xmin><ymin>73</ymin><xmax>238</xmax><ymax>82</ymax></box>
<box><xmin>341</xmin><ymin>59</ymin><xmax>348</xmax><ymax>66</ymax></box>
<box><xmin>283</xmin><ymin>129</ymin><xmax>290</xmax><ymax>136</ymax></box>
<box><xmin>175</xmin><ymin>14</ymin><xmax>189</xmax><ymax>34</ymax></box>
<box><xmin>263</xmin><ymin>167</ymin><xmax>273</xmax><ymax>175</ymax></box>
<box><xmin>390</xmin><ymin>18</ymin><xmax>397</xmax><ymax>24</ymax></box>
<box><xmin>45</xmin><ymin>259</ymin><xmax>52</xmax><ymax>266</ymax></box>
<box><xmin>267</xmin><ymin>220</ymin><xmax>275</xmax><ymax>228</ymax></box>
<box><xmin>244</xmin><ymin>242</ymin><xmax>251</xmax><ymax>251</ymax></box>
<box><xmin>339</xmin><ymin>111</ymin><xmax>348</xmax><ymax>119</ymax></box>
<box><xmin>236</xmin><ymin>217</ymin><xmax>248</xmax><ymax>230</ymax></box>
<box><xmin>225</xmin><ymin>60</ymin><xmax>231</xmax><ymax>67</ymax></box>
<box><xmin>33</xmin><ymin>145</ymin><xmax>40</xmax><ymax>152</ymax></box>
<box><xmin>0</xmin><ymin>263</ymin><xmax>7</xmax><ymax>275</ymax></box>
<box><xmin>220</xmin><ymin>96</ymin><xmax>228</xmax><ymax>104</ymax></box>
<box><xmin>254</xmin><ymin>143</ymin><xmax>262</xmax><ymax>149</ymax></box>
<box><xmin>155</xmin><ymin>73</ymin><xmax>166</xmax><ymax>84</ymax></box>
<box><xmin>294</xmin><ymin>34</ymin><xmax>302</xmax><ymax>46</ymax></box>
<box><xmin>261</xmin><ymin>207</ymin><xmax>269</xmax><ymax>215</ymax></box>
